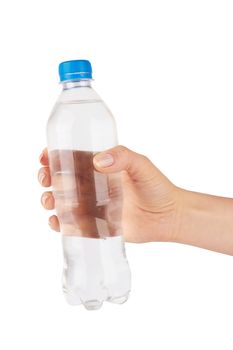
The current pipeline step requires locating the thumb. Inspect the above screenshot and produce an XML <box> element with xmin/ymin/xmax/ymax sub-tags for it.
<box><xmin>93</xmin><ymin>145</ymin><xmax>165</xmax><ymax>183</ymax></box>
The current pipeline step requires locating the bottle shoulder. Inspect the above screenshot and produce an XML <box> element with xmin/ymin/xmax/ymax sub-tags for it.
<box><xmin>58</xmin><ymin>86</ymin><xmax>102</xmax><ymax>104</ymax></box>
<box><xmin>47</xmin><ymin>86</ymin><xmax>118</xmax><ymax>151</ymax></box>
<box><xmin>49</xmin><ymin>87</ymin><xmax>115</xmax><ymax>123</ymax></box>
<box><xmin>48</xmin><ymin>98</ymin><xmax>117</xmax><ymax>138</ymax></box>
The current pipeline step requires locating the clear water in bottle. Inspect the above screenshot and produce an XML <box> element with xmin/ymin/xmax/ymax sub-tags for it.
<box><xmin>47</xmin><ymin>60</ymin><xmax>131</xmax><ymax>310</ymax></box>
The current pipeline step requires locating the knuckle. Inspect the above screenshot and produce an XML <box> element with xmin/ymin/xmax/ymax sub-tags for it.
<box><xmin>140</xmin><ymin>154</ymin><xmax>149</xmax><ymax>163</ymax></box>
<box><xmin>116</xmin><ymin>145</ymin><xmax>128</xmax><ymax>153</ymax></box>
<box><xmin>114</xmin><ymin>145</ymin><xmax>129</xmax><ymax>159</ymax></box>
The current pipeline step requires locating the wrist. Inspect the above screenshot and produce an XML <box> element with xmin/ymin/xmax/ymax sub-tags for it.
<box><xmin>170</xmin><ymin>187</ymin><xmax>187</xmax><ymax>244</ymax></box>
<box><xmin>174</xmin><ymin>188</ymin><xmax>233</xmax><ymax>255</ymax></box>
<box><xmin>173</xmin><ymin>189</ymin><xmax>203</xmax><ymax>245</ymax></box>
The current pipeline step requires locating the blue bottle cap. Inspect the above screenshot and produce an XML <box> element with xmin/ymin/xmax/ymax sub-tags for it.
<box><xmin>59</xmin><ymin>60</ymin><xmax>92</xmax><ymax>82</ymax></box>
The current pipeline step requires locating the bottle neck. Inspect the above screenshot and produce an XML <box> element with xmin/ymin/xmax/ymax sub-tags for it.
<box><xmin>61</xmin><ymin>79</ymin><xmax>92</xmax><ymax>90</ymax></box>
<box><xmin>59</xmin><ymin>79</ymin><xmax>100</xmax><ymax>103</ymax></box>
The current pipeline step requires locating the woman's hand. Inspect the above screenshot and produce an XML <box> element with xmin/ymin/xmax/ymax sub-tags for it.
<box><xmin>38</xmin><ymin>145</ymin><xmax>233</xmax><ymax>255</ymax></box>
<box><xmin>38</xmin><ymin>146</ymin><xmax>181</xmax><ymax>243</ymax></box>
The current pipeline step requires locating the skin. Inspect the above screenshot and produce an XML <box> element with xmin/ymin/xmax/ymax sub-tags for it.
<box><xmin>38</xmin><ymin>146</ymin><xmax>233</xmax><ymax>255</ymax></box>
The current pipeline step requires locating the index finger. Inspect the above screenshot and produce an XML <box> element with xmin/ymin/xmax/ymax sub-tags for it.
<box><xmin>39</xmin><ymin>148</ymin><xmax>49</xmax><ymax>166</ymax></box>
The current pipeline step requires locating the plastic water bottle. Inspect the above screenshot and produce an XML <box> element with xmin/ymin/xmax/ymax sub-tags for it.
<box><xmin>47</xmin><ymin>60</ymin><xmax>131</xmax><ymax>310</ymax></box>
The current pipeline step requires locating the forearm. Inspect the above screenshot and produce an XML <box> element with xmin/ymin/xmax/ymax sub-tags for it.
<box><xmin>176</xmin><ymin>189</ymin><xmax>233</xmax><ymax>255</ymax></box>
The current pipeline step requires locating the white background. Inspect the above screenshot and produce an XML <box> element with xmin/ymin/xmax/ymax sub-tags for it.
<box><xmin>0</xmin><ymin>0</ymin><xmax>233</xmax><ymax>349</ymax></box>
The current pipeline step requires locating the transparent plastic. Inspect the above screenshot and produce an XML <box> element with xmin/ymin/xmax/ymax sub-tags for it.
<box><xmin>47</xmin><ymin>79</ymin><xmax>131</xmax><ymax>310</ymax></box>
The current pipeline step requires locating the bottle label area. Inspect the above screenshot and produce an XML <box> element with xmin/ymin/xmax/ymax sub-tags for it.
<box><xmin>49</xmin><ymin>149</ymin><xmax>123</xmax><ymax>238</ymax></box>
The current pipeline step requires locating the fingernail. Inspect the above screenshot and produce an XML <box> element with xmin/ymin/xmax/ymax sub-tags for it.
<box><xmin>39</xmin><ymin>153</ymin><xmax>44</xmax><ymax>163</ymax></box>
<box><xmin>39</xmin><ymin>172</ymin><xmax>46</xmax><ymax>184</ymax></box>
<box><xmin>42</xmin><ymin>194</ymin><xmax>49</xmax><ymax>206</ymax></box>
<box><xmin>94</xmin><ymin>153</ymin><xmax>114</xmax><ymax>168</ymax></box>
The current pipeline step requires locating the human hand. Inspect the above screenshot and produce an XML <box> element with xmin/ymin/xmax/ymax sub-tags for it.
<box><xmin>38</xmin><ymin>146</ymin><xmax>181</xmax><ymax>243</ymax></box>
